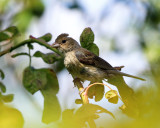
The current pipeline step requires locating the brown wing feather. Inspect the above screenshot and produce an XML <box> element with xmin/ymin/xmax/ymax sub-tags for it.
<box><xmin>75</xmin><ymin>48</ymin><xmax>115</xmax><ymax>70</ymax></box>
<box><xmin>75</xmin><ymin>48</ymin><xmax>146</xmax><ymax>81</ymax></box>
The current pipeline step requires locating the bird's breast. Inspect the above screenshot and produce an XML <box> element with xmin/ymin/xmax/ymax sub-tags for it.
<box><xmin>64</xmin><ymin>51</ymin><xmax>106</xmax><ymax>82</ymax></box>
<box><xmin>64</xmin><ymin>51</ymin><xmax>83</xmax><ymax>74</ymax></box>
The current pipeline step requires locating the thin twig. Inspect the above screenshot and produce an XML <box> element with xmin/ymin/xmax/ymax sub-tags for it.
<box><xmin>28</xmin><ymin>48</ymin><xmax>31</xmax><ymax>67</ymax></box>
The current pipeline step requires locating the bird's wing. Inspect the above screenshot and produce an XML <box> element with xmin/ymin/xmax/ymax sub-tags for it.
<box><xmin>75</xmin><ymin>48</ymin><xmax>115</xmax><ymax>70</ymax></box>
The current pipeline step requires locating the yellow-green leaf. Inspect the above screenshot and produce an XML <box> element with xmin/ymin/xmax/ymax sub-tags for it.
<box><xmin>105</xmin><ymin>90</ymin><xmax>119</xmax><ymax>104</ymax></box>
<box><xmin>40</xmin><ymin>69</ymin><xmax>60</xmax><ymax>124</ymax></box>
<box><xmin>2</xmin><ymin>94</ymin><xmax>14</xmax><ymax>103</ymax></box>
<box><xmin>88</xmin><ymin>82</ymin><xmax>104</xmax><ymax>102</ymax></box>
<box><xmin>75</xmin><ymin>99</ymin><xmax>82</xmax><ymax>104</ymax></box>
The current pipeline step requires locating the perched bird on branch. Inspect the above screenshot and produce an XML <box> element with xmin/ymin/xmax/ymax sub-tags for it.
<box><xmin>52</xmin><ymin>33</ymin><xmax>145</xmax><ymax>83</ymax></box>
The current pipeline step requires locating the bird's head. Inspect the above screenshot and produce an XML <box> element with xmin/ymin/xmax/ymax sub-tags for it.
<box><xmin>52</xmin><ymin>33</ymin><xmax>80</xmax><ymax>54</ymax></box>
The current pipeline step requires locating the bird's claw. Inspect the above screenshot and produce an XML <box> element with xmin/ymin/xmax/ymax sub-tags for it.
<box><xmin>73</xmin><ymin>78</ymin><xmax>83</xmax><ymax>87</ymax></box>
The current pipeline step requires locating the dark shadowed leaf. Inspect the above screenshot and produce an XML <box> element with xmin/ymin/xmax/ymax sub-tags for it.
<box><xmin>27</xmin><ymin>43</ymin><xmax>34</xmax><ymax>49</ymax></box>
<box><xmin>0</xmin><ymin>32</ymin><xmax>10</xmax><ymax>42</ymax></box>
<box><xmin>75</xmin><ymin>104</ymin><xmax>115</xmax><ymax>120</ymax></box>
<box><xmin>27</xmin><ymin>0</ymin><xmax>45</xmax><ymax>17</ymax></box>
<box><xmin>23</xmin><ymin>67</ymin><xmax>61</xmax><ymax>123</ymax></box>
<box><xmin>0</xmin><ymin>26</ymin><xmax>19</xmax><ymax>42</ymax></box>
<box><xmin>0</xmin><ymin>69</ymin><xmax>5</xmax><ymax>79</ymax></box>
<box><xmin>53</xmin><ymin>59</ymin><xmax>65</xmax><ymax>72</ymax></box>
<box><xmin>40</xmin><ymin>69</ymin><xmax>60</xmax><ymax>124</ymax></box>
<box><xmin>88</xmin><ymin>82</ymin><xmax>104</xmax><ymax>102</ymax></box>
<box><xmin>22</xmin><ymin>67</ymin><xmax>47</xmax><ymax>94</ymax></box>
<box><xmin>0</xmin><ymin>82</ymin><xmax>6</xmax><ymax>93</ymax></box>
<box><xmin>33</xmin><ymin>51</ymin><xmax>61</xmax><ymax>64</ymax></box>
<box><xmin>11</xmin><ymin>52</ymin><xmax>30</xmax><ymax>58</ymax></box>
<box><xmin>105</xmin><ymin>90</ymin><xmax>119</xmax><ymax>104</ymax></box>
<box><xmin>2</xmin><ymin>94</ymin><xmax>14</xmax><ymax>103</ymax></box>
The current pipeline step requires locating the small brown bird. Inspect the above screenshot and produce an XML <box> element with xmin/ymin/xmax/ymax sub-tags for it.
<box><xmin>52</xmin><ymin>33</ymin><xmax>145</xmax><ymax>83</ymax></box>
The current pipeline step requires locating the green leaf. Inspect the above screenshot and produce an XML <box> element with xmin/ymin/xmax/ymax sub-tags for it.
<box><xmin>2</xmin><ymin>94</ymin><xmax>14</xmax><ymax>102</ymax></box>
<box><xmin>5</xmin><ymin>26</ymin><xmax>19</xmax><ymax>36</ymax></box>
<box><xmin>88</xmin><ymin>82</ymin><xmax>104</xmax><ymax>102</ymax></box>
<box><xmin>27</xmin><ymin>0</ymin><xmax>45</xmax><ymax>17</ymax></box>
<box><xmin>23</xmin><ymin>67</ymin><xmax>60</xmax><ymax>123</ymax></box>
<box><xmin>0</xmin><ymin>69</ymin><xmax>5</xmax><ymax>79</ymax></box>
<box><xmin>27</xmin><ymin>43</ymin><xmax>34</xmax><ymax>49</ymax></box>
<box><xmin>39</xmin><ymin>33</ymin><xmax>52</xmax><ymax>42</ymax></box>
<box><xmin>80</xmin><ymin>27</ymin><xmax>99</xmax><ymax>56</ymax></box>
<box><xmin>0</xmin><ymin>26</ymin><xmax>19</xmax><ymax>42</ymax></box>
<box><xmin>33</xmin><ymin>51</ymin><xmax>42</xmax><ymax>57</ymax></box>
<box><xmin>22</xmin><ymin>67</ymin><xmax>47</xmax><ymax>94</ymax></box>
<box><xmin>0</xmin><ymin>82</ymin><xmax>6</xmax><ymax>93</ymax></box>
<box><xmin>88</xmin><ymin>43</ymin><xmax>99</xmax><ymax>56</ymax></box>
<box><xmin>40</xmin><ymin>69</ymin><xmax>60</xmax><ymax>124</ymax></box>
<box><xmin>80</xmin><ymin>27</ymin><xmax>94</xmax><ymax>48</ymax></box>
<box><xmin>105</xmin><ymin>90</ymin><xmax>119</xmax><ymax>104</ymax></box>
<box><xmin>11</xmin><ymin>52</ymin><xmax>30</xmax><ymax>58</ymax></box>
<box><xmin>13</xmin><ymin>10</ymin><xmax>33</xmax><ymax>32</ymax></box>
<box><xmin>23</xmin><ymin>67</ymin><xmax>61</xmax><ymax>123</ymax></box>
<box><xmin>0</xmin><ymin>32</ymin><xmax>10</xmax><ymax>42</ymax></box>
<box><xmin>33</xmin><ymin>51</ymin><xmax>61</xmax><ymax>64</ymax></box>
<box><xmin>54</xmin><ymin>59</ymin><xmax>65</xmax><ymax>72</ymax></box>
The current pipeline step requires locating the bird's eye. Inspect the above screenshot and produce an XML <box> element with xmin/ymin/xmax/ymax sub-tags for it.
<box><xmin>62</xmin><ymin>40</ymin><xmax>66</xmax><ymax>43</ymax></box>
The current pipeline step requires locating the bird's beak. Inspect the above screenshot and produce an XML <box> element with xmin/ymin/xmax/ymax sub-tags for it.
<box><xmin>52</xmin><ymin>42</ymin><xmax>60</xmax><ymax>48</ymax></box>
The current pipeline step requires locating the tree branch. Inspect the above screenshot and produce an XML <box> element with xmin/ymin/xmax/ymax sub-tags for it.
<box><xmin>0</xmin><ymin>33</ymin><xmax>63</xmax><ymax>57</ymax></box>
<box><xmin>73</xmin><ymin>78</ymin><xmax>89</xmax><ymax>104</ymax></box>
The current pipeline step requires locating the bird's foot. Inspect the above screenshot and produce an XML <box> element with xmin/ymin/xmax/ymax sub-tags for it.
<box><xmin>73</xmin><ymin>78</ymin><xmax>83</xmax><ymax>87</ymax></box>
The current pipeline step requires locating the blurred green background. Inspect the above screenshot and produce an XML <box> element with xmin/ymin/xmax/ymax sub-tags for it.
<box><xmin>0</xmin><ymin>0</ymin><xmax>160</xmax><ymax>128</ymax></box>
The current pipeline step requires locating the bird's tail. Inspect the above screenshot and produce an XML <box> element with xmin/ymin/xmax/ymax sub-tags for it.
<box><xmin>108</xmin><ymin>70</ymin><xmax>146</xmax><ymax>81</ymax></box>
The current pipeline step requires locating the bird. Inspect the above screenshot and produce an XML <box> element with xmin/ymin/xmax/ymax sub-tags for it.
<box><xmin>52</xmin><ymin>33</ymin><xmax>145</xmax><ymax>84</ymax></box>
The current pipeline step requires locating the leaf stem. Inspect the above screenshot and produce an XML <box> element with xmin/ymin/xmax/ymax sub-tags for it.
<box><xmin>28</xmin><ymin>48</ymin><xmax>31</xmax><ymax>67</ymax></box>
